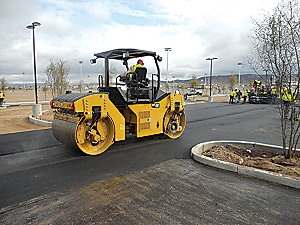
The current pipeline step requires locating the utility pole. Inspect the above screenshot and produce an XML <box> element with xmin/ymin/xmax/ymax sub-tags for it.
<box><xmin>206</xmin><ymin>57</ymin><xmax>218</xmax><ymax>99</ymax></box>
<box><xmin>238</xmin><ymin>62</ymin><xmax>243</xmax><ymax>87</ymax></box>
<box><xmin>26</xmin><ymin>21</ymin><xmax>41</xmax><ymax>104</ymax></box>
<box><xmin>165</xmin><ymin>47</ymin><xmax>172</xmax><ymax>92</ymax></box>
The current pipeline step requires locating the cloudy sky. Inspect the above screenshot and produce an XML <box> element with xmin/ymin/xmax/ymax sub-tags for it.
<box><xmin>0</xmin><ymin>0</ymin><xmax>280</xmax><ymax>84</ymax></box>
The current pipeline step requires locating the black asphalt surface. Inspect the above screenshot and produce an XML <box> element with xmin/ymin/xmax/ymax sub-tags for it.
<box><xmin>1</xmin><ymin>102</ymin><xmax>300</xmax><ymax>224</ymax></box>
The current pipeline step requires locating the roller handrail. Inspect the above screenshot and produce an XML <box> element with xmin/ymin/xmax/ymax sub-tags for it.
<box><xmin>98</xmin><ymin>74</ymin><xmax>103</xmax><ymax>90</ymax></box>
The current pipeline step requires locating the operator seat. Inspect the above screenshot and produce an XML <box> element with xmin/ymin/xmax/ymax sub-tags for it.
<box><xmin>127</xmin><ymin>67</ymin><xmax>149</xmax><ymax>100</ymax></box>
<box><xmin>135</xmin><ymin>67</ymin><xmax>148</xmax><ymax>86</ymax></box>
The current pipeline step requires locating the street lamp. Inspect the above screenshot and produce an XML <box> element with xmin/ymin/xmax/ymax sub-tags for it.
<box><xmin>79</xmin><ymin>60</ymin><xmax>83</xmax><ymax>92</ymax></box>
<box><xmin>22</xmin><ymin>72</ymin><xmax>25</xmax><ymax>91</ymax></box>
<box><xmin>238</xmin><ymin>62</ymin><xmax>243</xmax><ymax>87</ymax></box>
<box><xmin>165</xmin><ymin>47</ymin><xmax>172</xmax><ymax>92</ymax></box>
<box><xmin>172</xmin><ymin>75</ymin><xmax>175</xmax><ymax>91</ymax></box>
<box><xmin>26</xmin><ymin>21</ymin><xmax>41</xmax><ymax>104</ymax></box>
<box><xmin>206</xmin><ymin>57</ymin><xmax>218</xmax><ymax>97</ymax></box>
<box><xmin>79</xmin><ymin>60</ymin><xmax>83</xmax><ymax>80</ymax></box>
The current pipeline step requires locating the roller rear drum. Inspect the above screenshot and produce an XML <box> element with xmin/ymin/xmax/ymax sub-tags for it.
<box><xmin>164</xmin><ymin>110</ymin><xmax>186</xmax><ymax>139</ymax></box>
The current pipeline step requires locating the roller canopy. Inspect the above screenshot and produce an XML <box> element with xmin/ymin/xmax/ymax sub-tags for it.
<box><xmin>94</xmin><ymin>48</ymin><xmax>157</xmax><ymax>60</ymax></box>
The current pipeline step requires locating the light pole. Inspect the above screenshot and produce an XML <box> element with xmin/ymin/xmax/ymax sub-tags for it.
<box><xmin>172</xmin><ymin>75</ymin><xmax>175</xmax><ymax>91</ymax></box>
<box><xmin>22</xmin><ymin>72</ymin><xmax>25</xmax><ymax>91</ymax></box>
<box><xmin>206</xmin><ymin>57</ymin><xmax>218</xmax><ymax>98</ymax></box>
<box><xmin>165</xmin><ymin>47</ymin><xmax>171</xmax><ymax>92</ymax></box>
<box><xmin>26</xmin><ymin>21</ymin><xmax>41</xmax><ymax>104</ymax></box>
<box><xmin>79</xmin><ymin>60</ymin><xmax>83</xmax><ymax>92</ymax></box>
<box><xmin>238</xmin><ymin>62</ymin><xmax>243</xmax><ymax>87</ymax></box>
<box><xmin>79</xmin><ymin>60</ymin><xmax>83</xmax><ymax>80</ymax></box>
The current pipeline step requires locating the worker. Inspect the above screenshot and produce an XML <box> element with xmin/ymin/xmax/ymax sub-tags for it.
<box><xmin>229</xmin><ymin>89</ymin><xmax>237</xmax><ymax>104</ymax></box>
<box><xmin>282</xmin><ymin>89</ymin><xmax>294</xmax><ymax>104</ymax></box>
<box><xmin>271</xmin><ymin>87</ymin><xmax>277</xmax><ymax>103</ymax></box>
<box><xmin>237</xmin><ymin>90</ymin><xmax>242</xmax><ymax>103</ymax></box>
<box><xmin>282</xmin><ymin>89</ymin><xmax>298</xmax><ymax>120</ymax></box>
<box><xmin>120</xmin><ymin>59</ymin><xmax>145</xmax><ymax>79</ymax></box>
<box><xmin>0</xmin><ymin>91</ymin><xmax>5</xmax><ymax>107</ymax></box>
<box><xmin>131</xmin><ymin>59</ymin><xmax>144</xmax><ymax>72</ymax></box>
<box><xmin>242</xmin><ymin>90</ymin><xmax>249</xmax><ymax>104</ymax></box>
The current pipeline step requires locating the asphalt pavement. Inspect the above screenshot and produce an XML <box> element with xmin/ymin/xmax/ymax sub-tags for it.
<box><xmin>1</xmin><ymin>102</ymin><xmax>300</xmax><ymax>224</ymax></box>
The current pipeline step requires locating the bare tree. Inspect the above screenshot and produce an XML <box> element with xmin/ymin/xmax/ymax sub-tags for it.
<box><xmin>45</xmin><ymin>59</ymin><xmax>70</xmax><ymax>97</ymax></box>
<box><xmin>42</xmin><ymin>81</ymin><xmax>49</xmax><ymax>101</ymax></box>
<box><xmin>78</xmin><ymin>80</ymin><xmax>84</xmax><ymax>93</ymax></box>
<box><xmin>229</xmin><ymin>74</ymin><xmax>237</xmax><ymax>91</ymax></box>
<box><xmin>0</xmin><ymin>78</ymin><xmax>7</xmax><ymax>93</ymax></box>
<box><xmin>251</xmin><ymin>0</ymin><xmax>300</xmax><ymax>158</ymax></box>
<box><xmin>190</xmin><ymin>75</ymin><xmax>199</xmax><ymax>88</ymax></box>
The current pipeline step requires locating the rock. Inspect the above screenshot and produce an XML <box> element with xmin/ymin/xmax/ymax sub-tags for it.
<box><xmin>239</xmin><ymin>158</ymin><xmax>244</xmax><ymax>165</ymax></box>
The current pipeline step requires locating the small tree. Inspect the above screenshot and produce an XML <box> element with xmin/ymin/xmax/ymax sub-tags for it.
<box><xmin>45</xmin><ymin>59</ymin><xmax>70</xmax><ymax>97</ymax></box>
<box><xmin>0</xmin><ymin>78</ymin><xmax>7</xmax><ymax>93</ymax></box>
<box><xmin>190</xmin><ymin>75</ymin><xmax>199</xmax><ymax>88</ymax></box>
<box><xmin>229</xmin><ymin>75</ymin><xmax>237</xmax><ymax>91</ymax></box>
<box><xmin>78</xmin><ymin>80</ymin><xmax>84</xmax><ymax>93</ymax></box>
<box><xmin>251</xmin><ymin>0</ymin><xmax>300</xmax><ymax>158</ymax></box>
<box><xmin>221</xmin><ymin>85</ymin><xmax>226</xmax><ymax>94</ymax></box>
<box><xmin>42</xmin><ymin>81</ymin><xmax>49</xmax><ymax>101</ymax></box>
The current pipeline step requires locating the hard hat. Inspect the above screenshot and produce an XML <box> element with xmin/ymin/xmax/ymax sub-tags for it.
<box><xmin>137</xmin><ymin>59</ymin><xmax>144</xmax><ymax>65</ymax></box>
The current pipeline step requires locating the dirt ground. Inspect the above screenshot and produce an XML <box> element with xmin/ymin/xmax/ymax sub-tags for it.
<box><xmin>203</xmin><ymin>144</ymin><xmax>300</xmax><ymax>180</ymax></box>
<box><xmin>0</xmin><ymin>90</ymin><xmax>229</xmax><ymax>135</ymax></box>
<box><xmin>0</xmin><ymin>90</ymin><xmax>53</xmax><ymax>135</ymax></box>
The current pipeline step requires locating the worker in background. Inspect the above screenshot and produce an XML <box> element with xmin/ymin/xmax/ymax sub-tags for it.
<box><xmin>282</xmin><ymin>89</ymin><xmax>297</xmax><ymax>120</ymax></box>
<box><xmin>237</xmin><ymin>90</ymin><xmax>242</xmax><ymax>103</ymax></box>
<box><xmin>0</xmin><ymin>91</ymin><xmax>5</xmax><ymax>107</ymax></box>
<box><xmin>229</xmin><ymin>89</ymin><xmax>237</xmax><ymax>104</ymax></box>
<box><xmin>282</xmin><ymin>89</ymin><xmax>293</xmax><ymax>104</ymax></box>
<box><xmin>242</xmin><ymin>90</ymin><xmax>249</xmax><ymax>104</ymax></box>
<box><xmin>271</xmin><ymin>87</ymin><xmax>277</xmax><ymax>104</ymax></box>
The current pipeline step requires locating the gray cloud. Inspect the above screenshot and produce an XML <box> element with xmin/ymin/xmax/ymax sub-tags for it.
<box><xmin>0</xmin><ymin>0</ymin><xmax>280</xmax><ymax>84</ymax></box>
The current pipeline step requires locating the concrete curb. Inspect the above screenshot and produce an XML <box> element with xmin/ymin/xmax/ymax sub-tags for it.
<box><xmin>191</xmin><ymin>140</ymin><xmax>300</xmax><ymax>189</ymax></box>
<box><xmin>28</xmin><ymin>114</ymin><xmax>52</xmax><ymax>127</ymax></box>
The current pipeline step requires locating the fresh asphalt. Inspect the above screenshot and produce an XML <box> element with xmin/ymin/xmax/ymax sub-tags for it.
<box><xmin>1</xmin><ymin>102</ymin><xmax>299</xmax><ymax>224</ymax></box>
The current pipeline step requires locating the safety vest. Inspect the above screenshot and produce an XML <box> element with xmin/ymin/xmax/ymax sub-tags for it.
<box><xmin>243</xmin><ymin>91</ymin><xmax>248</xmax><ymax>97</ymax></box>
<box><xmin>230</xmin><ymin>91</ymin><xmax>236</xmax><ymax>97</ymax></box>
<box><xmin>0</xmin><ymin>92</ymin><xmax>4</xmax><ymax>98</ymax></box>
<box><xmin>271</xmin><ymin>88</ymin><xmax>276</xmax><ymax>94</ymax></box>
<box><xmin>131</xmin><ymin>63</ymin><xmax>143</xmax><ymax>72</ymax></box>
<box><xmin>282</xmin><ymin>92</ymin><xmax>294</xmax><ymax>102</ymax></box>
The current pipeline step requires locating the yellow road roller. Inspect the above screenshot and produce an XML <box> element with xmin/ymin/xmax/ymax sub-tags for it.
<box><xmin>51</xmin><ymin>48</ymin><xmax>186</xmax><ymax>155</ymax></box>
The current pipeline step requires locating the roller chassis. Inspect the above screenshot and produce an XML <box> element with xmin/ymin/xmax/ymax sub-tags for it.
<box><xmin>51</xmin><ymin>49</ymin><xmax>186</xmax><ymax>155</ymax></box>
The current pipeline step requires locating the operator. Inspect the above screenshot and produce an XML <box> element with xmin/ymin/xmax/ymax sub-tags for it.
<box><xmin>131</xmin><ymin>59</ymin><xmax>144</xmax><ymax>72</ymax></box>
<box><xmin>0</xmin><ymin>91</ymin><xmax>5</xmax><ymax>107</ymax></box>
<box><xmin>120</xmin><ymin>59</ymin><xmax>145</xmax><ymax>80</ymax></box>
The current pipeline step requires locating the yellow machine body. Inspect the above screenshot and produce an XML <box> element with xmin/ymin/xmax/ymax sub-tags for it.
<box><xmin>51</xmin><ymin>48</ymin><xmax>186</xmax><ymax>155</ymax></box>
<box><xmin>126</xmin><ymin>93</ymin><xmax>185</xmax><ymax>138</ymax></box>
<box><xmin>51</xmin><ymin>91</ymin><xmax>185</xmax><ymax>155</ymax></box>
